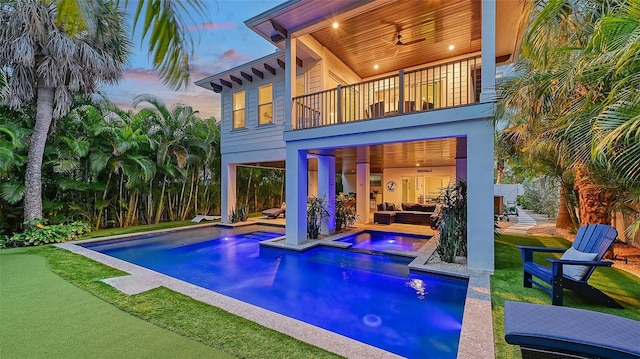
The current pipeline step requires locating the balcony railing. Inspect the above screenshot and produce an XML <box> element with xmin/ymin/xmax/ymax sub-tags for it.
<box><xmin>293</xmin><ymin>55</ymin><xmax>481</xmax><ymax>130</ymax></box>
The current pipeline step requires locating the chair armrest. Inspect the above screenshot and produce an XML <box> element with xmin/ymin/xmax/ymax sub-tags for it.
<box><xmin>517</xmin><ymin>245</ymin><xmax>566</xmax><ymax>263</ymax></box>
<box><xmin>547</xmin><ymin>258</ymin><xmax>614</xmax><ymax>267</ymax></box>
<box><xmin>516</xmin><ymin>245</ymin><xmax>567</xmax><ymax>253</ymax></box>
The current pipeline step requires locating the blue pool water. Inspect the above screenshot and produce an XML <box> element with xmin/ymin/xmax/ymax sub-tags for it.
<box><xmin>339</xmin><ymin>230</ymin><xmax>432</xmax><ymax>252</ymax></box>
<box><xmin>83</xmin><ymin>226</ymin><xmax>466</xmax><ymax>358</ymax></box>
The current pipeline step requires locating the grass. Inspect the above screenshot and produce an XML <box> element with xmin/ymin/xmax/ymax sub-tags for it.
<box><xmin>491</xmin><ymin>234</ymin><xmax>640</xmax><ymax>359</ymax></box>
<box><xmin>80</xmin><ymin>220</ymin><xmax>204</xmax><ymax>239</ymax></box>
<box><xmin>0</xmin><ymin>246</ymin><xmax>342</xmax><ymax>359</ymax></box>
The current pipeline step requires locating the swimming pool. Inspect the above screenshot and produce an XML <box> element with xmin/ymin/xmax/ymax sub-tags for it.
<box><xmin>339</xmin><ymin>230</ymin><xmax>431</xmax><ymax>252</ymax></box>
<box><xmin>83</xmin><ymin>227</ymin><xmax>467</xmax><ymax>358</ymax></box>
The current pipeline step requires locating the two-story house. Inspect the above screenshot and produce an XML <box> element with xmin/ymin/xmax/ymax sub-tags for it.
<box><xmin>196</xmin><ymin>0</ymin><xmax>528</xmax><ymax>271</ymax></box>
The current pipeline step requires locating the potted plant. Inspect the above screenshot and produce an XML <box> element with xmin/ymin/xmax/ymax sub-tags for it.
<box><xmin>307</xmin><ymin>195</ymin><xmax>329</xmax><ymax>239</ymax></box>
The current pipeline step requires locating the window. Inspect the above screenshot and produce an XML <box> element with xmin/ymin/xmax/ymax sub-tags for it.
<box><xmin>258</xmin><ymin>84</ymin><xmax>273</xmax><ymax>125</ymax></box>
<box><xmin>233</xmin><ymin>91</ymin><xmax>245</xmax><ymax>128</ymax></box>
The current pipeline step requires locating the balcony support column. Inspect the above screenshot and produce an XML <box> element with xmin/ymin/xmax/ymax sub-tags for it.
<box><xmin>285</xmin><ymin>36</ymin><xmax>297</xmax><ymax>130</ymax></box>
<box><xmin>467</xmin><ymin>126</ymin><xmax>495</xmax><ymax>271</ymax></box>
<box><xmin>285</xmin><ymin>147</ymin><xmax>308</xmax><ymax>245</ymax></box>
<box><xmin>221</xmin><ymin>160</ymin><xmax>236</xmax><ymax>223</ymax></box>
<box><xmin>480</xmin><ymin>0</ymin><xmax>496</xmax><ymax>102</ymax></box>
<box><xmin>318</xmin><ymin>154</ymin><xmax>336</xmax><ymax>235</ymax></box>
<box><xmin>356</xmin><ymin>162</ymin><xmax>370</xmax><ymax>224</ymax></box>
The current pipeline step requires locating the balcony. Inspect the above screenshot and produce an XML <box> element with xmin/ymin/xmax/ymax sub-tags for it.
<box><xmin>293</xmin><ymin>55</ymin><xmax>482</xmax><ymax>130</ymax></box>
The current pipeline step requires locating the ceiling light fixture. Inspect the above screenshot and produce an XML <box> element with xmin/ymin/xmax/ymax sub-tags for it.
<box><xmin>332</xmin><ymin>22</ymin><xmax>339</xmax><ymax>29</ymax></box>
<box><xmin>374</xmin><ymin>64</ymin><xmax>379</xmax><ymax>70</ymax></box>
<box><xmin>448</xmin><ymin>45</ymin><xmax>455</xmax><ymax>51</ymax></box>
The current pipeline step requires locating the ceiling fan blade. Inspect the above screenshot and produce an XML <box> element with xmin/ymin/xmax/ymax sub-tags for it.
<box><xmin>380</xmin><ymin>38</ymin><xmax>395</xmax><ymax>46</ymax></box>
<box><xmin>401</xmin><ymin>38</ymin><xmax>426</xmax><ymax>46</ymax></box>
<box><xmin>393</xmin><ymin>46</ymin><xmax>401</xmax><ymax>59</ymax></box>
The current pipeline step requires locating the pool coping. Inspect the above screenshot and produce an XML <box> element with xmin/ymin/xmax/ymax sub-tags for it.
<box><xmin>61</xmin><ymin>224</ymin><xmax>494</xmax><ymax>359</ymax></box>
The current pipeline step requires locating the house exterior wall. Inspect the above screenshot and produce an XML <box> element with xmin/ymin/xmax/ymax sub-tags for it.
<box><xmin>221</xmin><ymin>73</ymin><xmax>287</xmax><ymax>155</ymax></box>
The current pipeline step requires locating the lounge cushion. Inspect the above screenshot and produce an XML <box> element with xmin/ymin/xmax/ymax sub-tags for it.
<box><xmin>560</xmin><ymin>247</ymin><xmax>598</xmax><ymax>280</ymax></box>
<box><xmin>504</xmin><ymin>301</ymin><xmax>640</xmax><ymax>359</ymax></box>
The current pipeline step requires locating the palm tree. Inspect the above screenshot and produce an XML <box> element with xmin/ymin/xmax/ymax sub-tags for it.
<box><xmin>0</xmin><ymin>0</ymin><xmax>130</xmax><ymax>224</ymax></box>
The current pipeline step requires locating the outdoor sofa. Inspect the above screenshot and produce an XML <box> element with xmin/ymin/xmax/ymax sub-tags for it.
<box><xmin>374</xmin><ymin>202</ymin><xmax>437</xmax><ymax>227</ymax></box>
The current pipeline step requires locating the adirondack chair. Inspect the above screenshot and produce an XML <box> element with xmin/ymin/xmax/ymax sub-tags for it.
<box><xmin>517</xmin><ymin>224</ymin><xmax>622</xmax><ymax>308</ymax></box>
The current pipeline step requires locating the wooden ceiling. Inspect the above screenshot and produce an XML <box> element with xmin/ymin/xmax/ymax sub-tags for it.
<box><xmin>311</xmin><ymin>0</ymin><xmax>481</xmax><ymax>78</ymax></box>
<box><xmin>238</xmin><ymin>138</ymin><xmax>462</xmax><ymax>173</ymax></box>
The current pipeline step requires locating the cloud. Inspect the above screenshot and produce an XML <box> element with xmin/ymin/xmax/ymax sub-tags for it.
<box><xmin>184</xmin><ymin>21</ymin><xmax>236</xmax><ymax>31</ymax></box>
<box><xmin>219</xmin><ymin>49</ymin><xmax>247</xmax><ymax>62</ymax></box>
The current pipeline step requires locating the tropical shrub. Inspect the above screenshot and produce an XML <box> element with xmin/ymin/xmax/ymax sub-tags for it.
<box><xmin>307</xmin><ymin>195</ymin><xmax>329</xmax><ymax>240</ymax></box>
<box><xmin>229</xmin><ymin>206</ymin><xmax>248</xmax><ymax>223</ymax></box>
<box><xmin>334</xmin><ymin>197</ymin><xmax>357</xmax><ymax>232</ymax></box>
<box><xmin>0</xmin><ymin>220</ymin><xmax>90</xmax><ymax>248</ymax></box>
<box><xmin>521</xmin><ymin>177</ymin><xmax>559</xmax><ymax>218</ymax></box>
<box><xmin>433</xmin><ymin>179</ymin><xmax>467</xmax><ymax>263</ymax></box>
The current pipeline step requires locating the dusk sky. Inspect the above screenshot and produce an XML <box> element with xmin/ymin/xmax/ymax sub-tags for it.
<box><xmin>102</xmin><ymin>0</ymin><xmax>283</xmax><ymax>120</ymax></box>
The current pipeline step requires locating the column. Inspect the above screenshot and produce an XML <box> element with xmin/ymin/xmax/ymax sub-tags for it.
<box><xmin>318</xmin><ymin>155</ymin><xmax>336</xmax><ymax>235</ymax></box>
<box><xmin>221</xmin><ymin>160</ymin><xmax>236</xmax><ymax>223</ymax></box>
<box><xmin>284</xmin><ymin>36</ymin><xmax>297</xmax><ymax>131</ymax></box>
<box><xmin>466</xmin><ymin>125</ymin><xmax>495</xmax><ymax>271</ymax></box>
<box><xmin>285</xmin><ymin>147</ymin><xmax>308</xmax><ymax>244</ymax></box>
<box><xmin>480</xmin><ymin>0</ymin><xmax>496</xmax><ymax>102</ymax></box>
<box><xmin>356</xmin><ymin>163</ymin><xmax>370</xmax><ymax>224</ymax></box>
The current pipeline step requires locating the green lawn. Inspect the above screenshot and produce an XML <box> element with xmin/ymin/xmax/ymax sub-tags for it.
<box><xmin>80</xmin><ymin>220</ymin><xmax>204</xmax><ymax>239</ymax></box>
<box><xmin>491</xmin><ymin>234</ymin><xmax>640</xmax><ymax>359</ymax></box>
<box><xmin>0</xmin><ymin>246</ymin><xmax>341</xmax><ymax>359</ymax></box>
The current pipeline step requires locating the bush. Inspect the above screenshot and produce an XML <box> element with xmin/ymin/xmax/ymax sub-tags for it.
<box><xmin>229</xmin><ymin>206</ymin><xmax>248</xmax><ymax>223</ymax></box>
<box><xmin>307</xmin><ymin>195</ymin><xmax>329</xmax><ymax>239</ymax></box>
<box><xmin>334</xmin><ymin>197</ymin><xmax>357</xmax><ymax>232</ymax></box>
<box><xmin>433</xmin><ymin>179</ymin><xmax>467</xmax><ymax>263</ymax></box>
<box><xmin>521</xmin><ymin>177</ymin><xmax>559</xmax><ymax>217</ymax></box>
<box><xmin>0</xmin><ymin>220</ymin><xmax>90</xmax><ymax>248</ymax></box>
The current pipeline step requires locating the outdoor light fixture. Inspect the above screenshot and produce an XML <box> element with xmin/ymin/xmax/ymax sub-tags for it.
<box><xmin>374</xmin><ymin>64</ymin><xmax>379</xmax><ymax>69</ymax></box>
<box><xmin>448</xmin><ymin>44</ymin><xmax>455</xmax><ymax>50</ymax></box>
<box><xmin>332</xmin><ymin>22</ymin><xmax>339</xmax><ymax>29</ymax></box>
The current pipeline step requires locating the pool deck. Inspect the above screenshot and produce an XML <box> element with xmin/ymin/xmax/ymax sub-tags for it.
<box><xmin>61</xmin><ymin>220</ymin><xmax>494</xmax><ymax>359</ymax></box>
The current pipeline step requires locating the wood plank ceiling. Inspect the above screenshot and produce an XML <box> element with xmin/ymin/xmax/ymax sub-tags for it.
<box><xmin>311</xmin><ymin>0</ymin><xmax>481</xmax><ymax>78</ymax></box>
<box><xmin>238</xmin><ymin>138</ymin><xmax>462</xmax><ymax>174</ymax></box>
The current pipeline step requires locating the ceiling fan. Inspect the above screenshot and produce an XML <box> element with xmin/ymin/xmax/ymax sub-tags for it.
<box><xmin>381</xmin><ymin>22</ymin><xmax>426</xmax><ymax>58</ymax></box>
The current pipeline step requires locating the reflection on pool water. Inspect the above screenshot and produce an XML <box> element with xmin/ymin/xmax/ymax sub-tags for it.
<box><xmin>339</xmin><ymin>230</ymin><xmax>432</xmax><ymax>252</ymax></box>
<box><xmin>83</xmin><ymin>226</ymin><xmax>466</xmax><ymax>358</ymax></box>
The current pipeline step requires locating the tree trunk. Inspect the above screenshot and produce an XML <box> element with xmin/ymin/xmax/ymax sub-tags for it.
<box><xmin>574</xmin><ymin>166</ymin><xmax>613</xmax><ymax>225</ymax></box>
<box><xmin>23</xmin><ymin>85</ymin><xmax>55</xmax><ymax>225</ymax></box>
<box><xmin>556</xmin><ymin>186</ymin><xmax>575</xmax><ymax>230</ymax></box>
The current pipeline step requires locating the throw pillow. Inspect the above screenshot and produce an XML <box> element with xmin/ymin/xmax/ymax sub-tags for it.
<box><xmin>560</xmin><ymin>247</ymin><xmax>598</xmax><ymax>280</ymax></box>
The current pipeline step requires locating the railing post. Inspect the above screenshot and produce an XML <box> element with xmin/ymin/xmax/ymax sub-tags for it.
<box><xmin>398</xmin><ymin>70</ymin><xmax>404</xmax><ymax>115</ymax></box>
<box><xmin>336</xmin><ymin>85</ymin><xmax>342</xmax><ymax>124</ymax></box>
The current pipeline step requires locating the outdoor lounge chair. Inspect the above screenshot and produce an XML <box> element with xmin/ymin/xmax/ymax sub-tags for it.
<box><xmin>504</xmin><ymin>300</ymin><xmax>640</xmax><ymax>359</ymax></box>
<box><xmin>517</xmin><ymin>223</ymin><xmax>621</xmax><ymax>308</ymax></box>
<box><xmin>261</xmin><ymin>203</ymin><xmax>285</xmax><ymax>219</ymax></box>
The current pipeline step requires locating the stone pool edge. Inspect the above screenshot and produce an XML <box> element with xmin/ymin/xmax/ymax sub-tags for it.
<box><xmin>60</xmin><ymin>225</ymin><xmax>494</xmax><ymax>359</ymax></box>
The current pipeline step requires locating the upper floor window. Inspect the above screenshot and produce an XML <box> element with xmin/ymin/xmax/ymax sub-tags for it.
<box><xmin>258</xmin><ymin>84</ymin><xmax>273</xmax><ymax>125</ymax></box>
<box><xmin>233</xmin><ymin>91</ymin><xmax>245</xmax><ymax>128</ymax></box>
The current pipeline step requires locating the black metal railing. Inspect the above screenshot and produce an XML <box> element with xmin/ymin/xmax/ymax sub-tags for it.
<box><xmin>293</xmin><ymin>55</ymin><xmax>481</xmax><ymax>130</ymax></box>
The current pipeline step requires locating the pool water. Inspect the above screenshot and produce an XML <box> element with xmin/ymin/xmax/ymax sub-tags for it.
<box><xmin>84</xmin><ymin>227</ymin><xmax>466</xmax><ymax>358</ymax></box>
<box><xmin>339</xmin><ymin>230</ymin><xmax>432</xmax><ymax>252</ymax></box>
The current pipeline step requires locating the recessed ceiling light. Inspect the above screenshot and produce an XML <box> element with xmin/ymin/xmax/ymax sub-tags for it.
<box><xmin>332</xmin><ymin>22</ymin><xmax>339</xmax><ymax>29</ymax></box>
<box><xmin>374</xmin><ymin>64</ymin><xmax>379</xmax><ymax>69</ymax></box>
<box><xmin>448</xmin><ymin>45</ymin><xmax>455</xmax><ymax>50</ymax></box>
